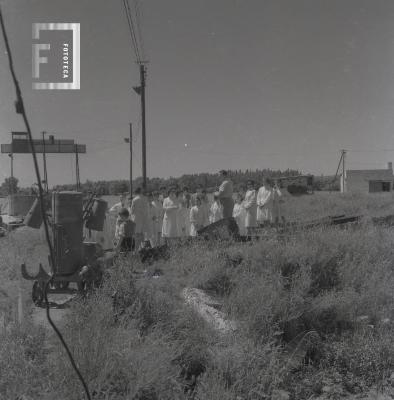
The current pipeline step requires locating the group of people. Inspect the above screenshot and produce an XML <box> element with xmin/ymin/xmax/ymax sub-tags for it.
<box><xmin>233</xmin><ymin>177</ymin><xmax>284</xmax><ymax>236</ymax></box>
<box><xmin>109</xmin><ymin>170</ymin><xmax>285</xmax><ymax>253</ymax></box>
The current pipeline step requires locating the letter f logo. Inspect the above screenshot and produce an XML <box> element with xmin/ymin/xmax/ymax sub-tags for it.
<box><xmin>32</xmin><ymin>43</ymin><xmax>50</xmax><ymax>78</ymax></box>
<box><xmin>32</xmin><ymin>23</ymin><xmax>50</xmax><ymax>79</ymax></box>
<box><xmin>32</xmin><ymin>23</ymin><xmax>80</xmax><ymax>90</ymax></box>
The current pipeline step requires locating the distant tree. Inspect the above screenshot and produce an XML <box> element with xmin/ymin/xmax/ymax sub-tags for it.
<box><xmin>0</xmin><ymin>177</ymin><xmax>19</xmax><ymax>195</ymax></box>
<box><xmin>52</xmin><ymin>168</ymin><xmax>308</xmax><ymax>196</ymax></box>
<box><xmin>313</xmin><ymin>175</ymin><xmax>340</xmax><ymax>191</ymax></box>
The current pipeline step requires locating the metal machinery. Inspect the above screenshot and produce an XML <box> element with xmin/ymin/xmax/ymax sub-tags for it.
<box><xmin>276</xmin><ymin>174</ymin><xmax>314</xmax><ymax>194</ymax></box>
<box><xmin>21</xmin><ymin>191</ymin><xmax>110</xmax><ymax>306</ymax></box>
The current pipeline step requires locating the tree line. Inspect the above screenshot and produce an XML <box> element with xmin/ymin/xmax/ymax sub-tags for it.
<box><xmin>52</xmin><ymin>168</ymin><xmax>301</xmax><ymax>195</ymax></box>
<box><xmin>0</xmin><ymin>169</ymin><xmax>340</xmax><ymax>197</ymax></box>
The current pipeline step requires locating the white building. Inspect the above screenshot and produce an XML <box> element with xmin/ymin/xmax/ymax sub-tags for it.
<box><xmin>341</xmin><ymin>162</ymin><xmax>394</xmax><ymax>193</ymax></box>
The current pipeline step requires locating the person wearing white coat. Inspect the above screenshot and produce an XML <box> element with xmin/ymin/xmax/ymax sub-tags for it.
<box><xmin>145</xmin><ymin>192</ymin><xmax>157</xmax><ymax>247</ymax></box>
<box><xmin>257</xmin><ymin>178</ymin><xmax>282</xmax><ymax>225</ymax></box>
<box><xmin>197</xmin><ymin>190</ymin><xmax>209</xmax><ymax>227</ymax></box>
<box><xmin>108</xmin><ymin>194</ymin><xmax>126</xmax><ymax>214</ymax></box>
<box><xmin>256</xmin><ymin>179</ymin><xmax>273</xmax><ymax>225</ymax></box>
<box><xmin>151</xmin><ymin>191</ymin><xmax>163</xmax><ymax>246</ymax></box>
<box><xmin>177</xmin><ymin>193</ymin><xmax>189</xmax><ymax>237</ymax></box>
<box><xmin>209</xmin><ymin>192</ymin><xmax>223</xmax><ymax>224</ymax></box>
<box><xmin>271</xmin><ymin>180</ymin><xmax>283</xmax><ymax>225</ymax></box>
<box><xmin>190</xmin><ymin>196</ymin><xmax>205</xmax><ymax>237</ymax></box>
<box><xmin>129</xmin><ymin>188</ymin><xmax>149</xmax><ymax>250</ymax></box>
<box><xmin>232</xmin><ymin>192</ymin><xmax>247</xmax><ymax>236</ymax></box>
<box><xmin>162</xmin><ymin>189</ymin><xmax>179</xmax><ymax>242</ymax></box>
<box><xmin>243</xmin><ymin>180</ymin><xmax>258</xmax><ymax>235</ymax></box>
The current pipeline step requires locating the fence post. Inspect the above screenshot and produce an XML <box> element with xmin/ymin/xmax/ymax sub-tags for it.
<box><xmin>17</xmin><ymin>281</ymin><xmax>23</xmax><ymax>325</ymax></box>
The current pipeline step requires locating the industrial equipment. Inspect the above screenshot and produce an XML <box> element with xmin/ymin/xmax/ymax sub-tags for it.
<box><xmin>21</xmin><ymin>191</ymin><xmax>111</xmax><ymax>306</ymax></box>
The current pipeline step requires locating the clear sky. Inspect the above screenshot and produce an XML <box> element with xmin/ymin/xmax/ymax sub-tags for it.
<box><xmin>1</xmin><ymin>0</ymin><xmax>394</xmax><ymax>187</ymax></box>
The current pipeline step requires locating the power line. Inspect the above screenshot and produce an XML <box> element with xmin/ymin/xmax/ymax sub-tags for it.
<box><xmin>0</xmin><ymin>6</ymin><xmax>91</xmax><ymax>400</ymax></box>
<box><xmin>122</xmin><ymin>0</ymin><xmax>142</xmax><ymax>63</ymax></box>
<box><xmin>123</xmin><ymin>0</ymin><xmax>139</xmax><ymax>61</ymax></box>
<box><xmin>132</xmin><ymin>0</ymin><xmax>145</xmax><ymax>60</ymax></box>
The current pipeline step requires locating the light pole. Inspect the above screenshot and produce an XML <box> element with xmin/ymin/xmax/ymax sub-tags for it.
<box><xmin>124</xmin><ymin>123</ymin><xmax>133</xmax><ymax>198</ymax></box>
<box><xmin>42</xmin><ymin>131</ymin><xmax>48</xmax><ymax>192</ymax></box>
<box><xmin>8</xmin><ymin>152</ymin><xmax>13</xmax><ymax>214</ymax></box>
<box><xmin>133</xmin><ymin>63</ymin><xmax>147</xmax><ymax>191</ymax></box>
<box><xmin>8</xmin><ymin>152</ymin><xmax>13</xmax><ymax>194</ymax></box>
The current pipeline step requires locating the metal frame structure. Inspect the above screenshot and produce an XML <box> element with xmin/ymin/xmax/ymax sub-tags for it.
<box><xmin>1</xmin><ymin>132</ymin><xmax>86</xmax><ymax>190</ymax></box>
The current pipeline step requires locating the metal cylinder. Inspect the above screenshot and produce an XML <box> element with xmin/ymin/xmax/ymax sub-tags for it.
<box><xmin>52</xmin><ymin>191</ymin><xmax>83</xmax><ymax>275</ymax></box>
<box><xmin>24</xmin><ymin>198</ymin><xmax>42</xmax><ymax>229</ymax></box>
<box><xmin>85</xmin><ymin>199</ymin><xmax>108</xmax><ymax>231</ymax></box>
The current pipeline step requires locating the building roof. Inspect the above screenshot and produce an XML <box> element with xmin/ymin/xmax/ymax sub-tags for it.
<box><xmin>346</xmin><ymin>168</ymin><xmax>393</xmax><ymax>180</ymax></box>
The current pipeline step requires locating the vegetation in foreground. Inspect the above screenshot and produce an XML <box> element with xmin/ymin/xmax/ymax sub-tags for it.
<box><xmin>1</xmin><ymin>193</ymin><xmax>394</xmax><ymax>399</ymax></box>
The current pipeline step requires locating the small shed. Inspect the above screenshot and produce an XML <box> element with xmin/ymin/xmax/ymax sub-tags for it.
<box><xmin>342</xmin><ymin>162</ymin><xmax>394</xmax><ymax>193</ymax></box>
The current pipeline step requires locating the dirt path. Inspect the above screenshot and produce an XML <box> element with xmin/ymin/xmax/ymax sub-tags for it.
<box><xmin>31</xmin><ymin>294</ymin><xmax>74</xmax><ymax>331</ymax></box>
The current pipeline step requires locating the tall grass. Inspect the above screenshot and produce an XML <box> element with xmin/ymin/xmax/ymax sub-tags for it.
<box><xmin>0</xmin><ymin>227</ymin><xmax>47</xmax><ymax>328</ymax></box>
<box><xmin>1</xmin><ymin>193</ymin><xmax>394</xmax><ymax>398</ymax></box>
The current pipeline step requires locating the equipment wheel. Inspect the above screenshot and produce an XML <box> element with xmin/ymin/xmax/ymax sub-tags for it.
<box><xmin>32</xmin><ymin>281</ymin><xmax>44</xmax><ymax>305</ymax></box>
<box><xmin>54</xmin><ymin>281</ymin><xmax>69</xmax><ymax>290</ymax></box>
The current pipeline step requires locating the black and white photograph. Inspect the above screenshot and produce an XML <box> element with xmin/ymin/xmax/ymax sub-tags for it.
<box><xmin>1</xmin><ymin>1</ymin><xmax>394</xmax><ymax>399</ymax></box>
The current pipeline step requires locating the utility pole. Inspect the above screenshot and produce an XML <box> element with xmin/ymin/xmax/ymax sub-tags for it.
<box><xmin>124</xmin><ymin>123</ymin><xmax>133</xmax><ymax>197</ymax></box>
<box><xmin>10</xmin><ymin>153</ymin><xmax>13</xmax><ymax>189</ymax></box>
<box><xmin>75</xmin><ymin>145</ymin><xmax>80</xmax><ymax>191</ymax></box>
<box><xmin>341</xmin><ymin>149</ymin><xmax>347</xmax><ymax>193</ymax></box>
<box><xmin>8</xmin><ymin>152</ymin><xmax>14</xmax><ymax>214</ymax></box>
<box><xmin>8</xmin><ymin>152</ymin><xmax>13</xmax><ymax>194</ymax></box>
<box><xmin>133</xmin><ymin>64</ymin><xmax>147</xmax><ymax>191</ymax></box>
<box><xmin>42</xmin><ymin>131</ymin><xmax>48</xmax><ymax>192</ymax></box>
<box><xmin>140</xmin><ymin>64</ymin><xmax>147</xmax><ymax>191</ymax></box>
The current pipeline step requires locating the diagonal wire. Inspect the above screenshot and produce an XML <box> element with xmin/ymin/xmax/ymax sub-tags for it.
<box><xmin>132</xmin><ymin>0</ymin><xmax>145</xmax><ymax>60</ymax></box>
<box><xmin>122</xmin><ymin>0</ymin><xmax>141</xmax><ymax>63</ymax></box>
<box><xmin>0</xmin><ymin>6</ymin><xmax>91</xmax><ymax>400</ymax></box>
<box><xmin>123</xmin><ymin>0</ymin><xmax>139</xmax><ymax>61</ymax></box>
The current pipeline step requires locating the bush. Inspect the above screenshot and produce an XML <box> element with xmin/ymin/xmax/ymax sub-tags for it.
<box><xmin>287</xmin><ymin>184</ymin><xmax>308</xmax><ymax>195</ymax></box>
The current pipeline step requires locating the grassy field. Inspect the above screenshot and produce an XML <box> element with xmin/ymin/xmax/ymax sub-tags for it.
<box><xmin>1</xmin><ymin>192</ymin><xmax>394</xmax><ymax>399</ymax></box>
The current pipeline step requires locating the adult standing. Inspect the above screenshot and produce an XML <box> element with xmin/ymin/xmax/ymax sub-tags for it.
<box><xmin>182</xmin><ymin>187</ymin><xmax>190</xmax><ymax>207</ymax></box>
<box><xmin>162</xmin><ymin>188</ymin><xmax>179</xmax><ymax>242</ymax></box>
<box><xmin>177</xmin><ymin>192</ymin><xmax>189</xmax><ymax>237</ymax></box>
<box><xmin>190</xmin><ymin>196</ymin><xmax>204</xmax><ymax>237</ymax></box>
<box><xmin>257</xmin><ymin>178</ymin><xmax>283</xmax><ymax>226</ymax></box>
<box><xmin>232</xmin><ymin>192</ymin><xmax>247</xmax><ymax>236</ymax></box>
<box><xmin>200</xmin><ymin>189</ymin><xmax>210</xmax><ymax>226</ymax></box>
<box><xmin>108</xmin><ymin>193</ymin><xmax>127</xmax><ymax>214</ymax></box>
<box><xmin>129</xmin><ymin>187</ymin><xmax>149</xmax><ymax>250</ymax></box>
<box><xmin>209</xmin><ymin>192</ymin><xmax>223</xmax><ymax>223</ymax></box>
<box><xmin>256</xmin><ymin>178</ymin><xmax>272</xmax><ymax>226</ymax></box>
<box><xmin>218</xmin><ymin>170</ymin><xmax>234</xmax><ymax>218</ymax></box>
<box><xmin>159</xmin><ymin>186</ymin><xmax>167</xmax><ymax>203</ymax></box>
<box><xmin>146</xmin><ymin>192</ymin><xmax>157</xmax><ymax>247</ymax></box>
<box><xmin>271</xmin><ymin>180</ymin><xmax>283</xmax><ymax>225</ymax></box>
<box><xmin>244</xmin><ymin>180</ymin><xmax>257</xmax><ymax>235</ymax></box>
<box><xmin>190</xmin><ymin>184</ymin><xmax>203</xmax><ymax>209</ymax></box>
<box><xmin>183</xmin><ymin>192</ymin><xmax>192</xmax><ymax>234</ymax></box>
<box><xmin>151</xmin><ymin>191</ymin><xmax>163</xmax><ymax>246</ymax></box>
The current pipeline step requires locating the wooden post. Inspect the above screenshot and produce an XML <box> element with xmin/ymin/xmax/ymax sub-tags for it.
<box><xmin>140</xmin><ymin>64</ymin><xmax>147</xmax><ymax>191</ymax></box>
<box><xmin>17</xmin><ymin>282</ymin><xmax>23</xmax><ymax>325</ymax></box>
<box><xmin>42</xmin><ymin>131</ymin><xmax>48</xmax><ymax>192</ymax></box>
<box><xmin>342</xmin><ymin>149</ymin><xmax>346</xmax><ymax>193</ymax></box>
<box><xmin>75</xmin><ymin>145</ymin><xmax>80</xmax><ymax>191</ymax></box>
<box><xmin>129</xmin><ymin>123</ymin><xmax>133</xmax><ymax>197</ymax></box>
